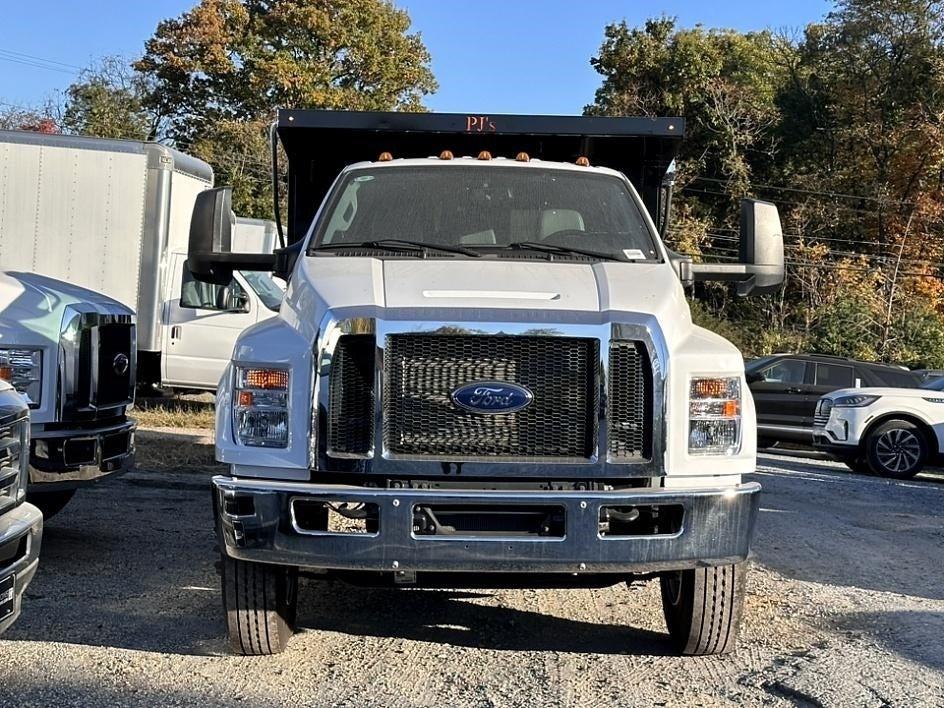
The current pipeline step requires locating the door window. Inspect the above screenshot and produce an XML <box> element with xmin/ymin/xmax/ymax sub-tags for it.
<box><xmin>179</xmin><ymin>264</ymin><xmax>249</xmax><ymax>312</ymax></box>
<box><xmin>760</xmin><ymin>359</ymin><xmax>806</xmax><ymax>384</ymax></box>
<box><xmin>814</xmin><ymin>363</ymin><xmax>854</xmax><ymax>387</ymax></box>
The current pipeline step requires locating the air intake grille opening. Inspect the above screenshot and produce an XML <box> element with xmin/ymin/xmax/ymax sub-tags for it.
<box><xmin>384</xmin><ymin>334</ymin><xmax>598</xmax><ymax>459</ymax></box>
<box><xmin>327</xmin><ymin>334</ymin><xmax>376</xmax><ymax>455</ymax></box>
<box><xmin>607</xmin><ymin>341</ymin><xmax>652</xmax><ymax>461</ymax></box>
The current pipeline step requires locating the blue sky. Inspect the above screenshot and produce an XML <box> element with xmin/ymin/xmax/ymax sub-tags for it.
<box><xmin>0</xmin><ymin>0</ymin><xmax>831</xmax><ymax>116</ymax></box>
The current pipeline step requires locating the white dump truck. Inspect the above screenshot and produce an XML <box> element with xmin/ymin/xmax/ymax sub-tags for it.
<box><xmin>0</xmin><ymin>271</ymin><xmax>136</xmax><ymax>516</ymax></box>
<box><xmin>187</xmin><ymin>111</ymin><xmax>784</xmax><ymax>656</ymax></box>
<box><xmin>0</xmin><ymin>131</ymin><xmax>284</xmax><ymax>392</ymax></box>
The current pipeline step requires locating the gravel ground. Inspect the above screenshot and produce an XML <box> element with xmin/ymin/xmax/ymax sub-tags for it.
<box><xmin>0</xmin><ymin>439</ymin><xmax>942</xmax><ymax>707</ymax></box>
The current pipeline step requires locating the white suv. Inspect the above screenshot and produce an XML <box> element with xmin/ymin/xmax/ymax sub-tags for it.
<box><xmin>813</xmin><ymin>379</ymin><xmax>944</xmax><ymax>478</ymax></box>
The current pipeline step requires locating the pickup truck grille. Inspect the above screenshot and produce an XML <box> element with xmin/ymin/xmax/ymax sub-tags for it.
<box><xmin>814</xmin><ymin>398</ymin><xmax>833</xmax><ymax>427</ymax></box>
<box><xmin>61</xmin><ymin>312</ymin><xmax>135</xmax><ymax>417</ymax></box>
<box><xmin>383</xmin><ymin>334</ymin><xmax>599</xmax><ymax>460</ymax></box>
<box><xmin>93</xmin><ymin>323</ymin><xmax>135</xmax><ymax>408</ymax></box>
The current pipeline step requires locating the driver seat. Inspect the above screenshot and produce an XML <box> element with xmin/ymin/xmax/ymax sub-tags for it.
<box><xmin>540</xmin><ymin>209</ymin><xmax>585</xmax><ymax>239</ymax></box>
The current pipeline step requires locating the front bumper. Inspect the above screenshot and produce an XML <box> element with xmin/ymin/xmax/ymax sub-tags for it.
<box><xmin>0</xmin><ymin>502</ymin><xmax>43</xmax><ymax>635</ymax></box>
<box><xmin>214</xmin><ymin>477</ymin><xmax>760</xmax><ymax>575</ymax></box>
<box><xmin>29</xmin><ymin>419</ymin><xmax>136</xmax><ymax>490</ymax></box>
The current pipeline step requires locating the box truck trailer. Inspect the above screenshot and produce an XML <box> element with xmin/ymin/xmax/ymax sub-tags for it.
<box><xmin>0</xmin><ymin>131</ymin><xmax>284</xmax><ymax>393</ymax></box>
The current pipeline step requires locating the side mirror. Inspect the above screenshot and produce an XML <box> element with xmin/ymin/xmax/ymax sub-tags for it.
<box><xmin>738</xmin><ymin>199</ymin><xmax>785</xmax><ymax>295</ymax></box>
<box><xmin>188</xmin><ymin>186</ymin><xmax>278</xmax><ymax>284</ymax></box>
<box><xmin>188</xmin><ymin>188</ymin><xmax>235</xmax><ymax>285</ymax></box>
<box><xmin>745</xmin><ymin>371</ymin><xmax>764</xmax><ymax>384</ymax></box>
<box><xmin>228</xmin><ymin>291</ymin><xmax>250</xmax><ymax>313</ymax></box>
<box><xmin>688</xmin><ymin>198</ymin><xmax>785</xmax><ymax>296</ymax></box>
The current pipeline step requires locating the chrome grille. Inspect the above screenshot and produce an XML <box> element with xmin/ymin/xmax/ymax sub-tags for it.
<box><xmin>383</xmin><ymin>335</ymin><xmax>598</xmax><ymax>460</ymax></box>
<box><xmin>0</xmin><ymin>416</ymin><xmax>28</xmax><ymax>511</ymax></box>
<box><xmin>327</xmin><ymin>335</ymin><xmax>376</xmax><ymax>455</ymax></box>
<box><xmin>814</xmin><ymin>398</ymin><xmax>833</xmax><ymax>427</ymax></box>
<box><xmin>607</xmin><ymin>341</ymin><xmax>652</xmax><ymax>460</ymax></box>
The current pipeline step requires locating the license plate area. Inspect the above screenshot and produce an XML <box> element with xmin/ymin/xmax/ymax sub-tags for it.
<box><xmin>0</xmin><ymin>574</ymin><xmax>14</xmax><ymax>621</ymax></box>
<box><xmin>412</xmin><ymin>504</ymin><xmax>566</xmax><ymax>538</ymax></box>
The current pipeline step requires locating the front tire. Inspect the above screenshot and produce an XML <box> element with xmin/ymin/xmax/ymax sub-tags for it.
<box><xmin>221</xmin><ymin>553</ymin><xmax>298</xmax><ymax>655</ymax></box>
<box><xmin>865</xmin><ymin>420</ymin><xmax>927</xmax><ymax>479</ymax></box>
<box><xmin>27</xmin><ymin>489</ymin><xmax>76</xmax><ymax>519</ymax></box>
<box><xmin>660</xmin><ymin>563</ymin><xmax>747</xmax><ymax>656</ymax></box>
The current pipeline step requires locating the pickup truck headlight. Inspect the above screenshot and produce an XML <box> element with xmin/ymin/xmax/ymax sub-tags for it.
<box><xmin>688</xmin><ymin>377</ymin><xmax>741</xmax><ymax>456</ymax></box>
<box><xmin>0</xmin><ymin>416</ymin><xmax>29</xmax><ymax>508</ymax></box>
<box><xmin>832</xmin><ymin>394</ymin><xmax>880</xmax><ymax>408</ymax></box>
<box><xmin>234</xmin><ymin>367</ymin><xmax>290</xmax><ymax>448</ymax></box>
<box><xmin>0</xmin><ymin>348</ymin><xmax>42</xmax><ymax>407</ymax></box>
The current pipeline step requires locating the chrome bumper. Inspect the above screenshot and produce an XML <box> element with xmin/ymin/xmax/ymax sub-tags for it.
<box><xmin>29</xmin><ymin>419</ymin><xmax>136</xmax><ymax>490</ymax></box>
<box><xmin>213</xmin><ymin>477</ymin><xmax>760</xmax><ymax>574</ymax></box>
<box><xmin>0</xmin><ymin>502</ymin><xmax>43</xmax><ymax>635</ymax></box>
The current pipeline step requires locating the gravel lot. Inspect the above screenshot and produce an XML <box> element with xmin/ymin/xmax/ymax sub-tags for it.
<box><xmin>0</xmin><ymin>433</ymin><xmax>942</xmax><ymax>707</ymax></box>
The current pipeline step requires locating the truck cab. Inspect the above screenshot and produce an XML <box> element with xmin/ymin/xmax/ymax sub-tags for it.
<box><xmin>0</xmin><ymin>271</ymin><xmax>136</xmax><ymax>517</ymax></box>
<box><xmin>188</xmin><ymin>111</ymin><xmax>785</xmax><ymax>656</ymax></box>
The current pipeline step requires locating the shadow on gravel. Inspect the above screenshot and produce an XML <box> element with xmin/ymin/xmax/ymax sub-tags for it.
<box><xmin>835</xmin><ymin>610</ymin><xmax>944</xmax><ymax>672</ymax></box>
<box><xmin>3</xmin><ymin>473</ymin><xmax>226</xmax><ymax>657</ymax></box>
<box><xmin>751</xmin><ymin>454</ymin><xmax>944</xmax><ymax>601</ymax></box>
<box><xmin>299</xmin><ymin>581</ymin><xmax>674</xmax><ymax>656</ymax></box>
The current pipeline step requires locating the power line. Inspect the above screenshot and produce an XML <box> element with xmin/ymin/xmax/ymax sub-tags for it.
<box><xmin>0</xmin><ymin>48</ymin><xmax>82</xmax><ymax>71</ymax></box>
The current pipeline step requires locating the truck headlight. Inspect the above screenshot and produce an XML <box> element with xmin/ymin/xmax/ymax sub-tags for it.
<box><xmin>688</xmin><ymin>377</ymin><xmax>741</xmax><ymax>456</ymax></box>
<box><xmin>234</xmin><ymin>367</ymin><xmax>290</xmax><ymax>448</ymax></box>
<box><xmin>0</xmin><ymin>416</ymin><xmax>29</xmax><ymax>508</ymax></box>
<box><xmin>0</xmin><ymin>348</ymin><xmax>42</xmax><ymax>407</ymax></box>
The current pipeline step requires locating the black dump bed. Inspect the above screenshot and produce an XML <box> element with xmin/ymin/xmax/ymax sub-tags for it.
<box><xmin>276</xmin><ymin>109</ymin><xmax>685</xmax><ymax>245</ymax></box>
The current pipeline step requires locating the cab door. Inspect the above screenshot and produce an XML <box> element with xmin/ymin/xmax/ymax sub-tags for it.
<box><xmin>162</xmin><ymin>253</ymin><xmax>257</xmax><ymax>390</ymax></box>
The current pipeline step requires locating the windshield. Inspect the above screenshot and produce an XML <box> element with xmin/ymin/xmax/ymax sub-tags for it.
<box><xmin>240</xmin><ymin>271</ymin><xmax>285</xmax><ymax>312</ymax></box>
<box><xmin>309</xmin><ymin>165</ymin><xmax>659</xmax><ymax>260</ymax></box>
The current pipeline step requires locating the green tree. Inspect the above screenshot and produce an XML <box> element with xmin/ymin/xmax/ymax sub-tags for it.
<box><xmin>59</xmin><ymin>57</ymin><xmax>158</xmax><ymax>140</ymax></box>
<box><xmin>133</xmin><ymin>0</ymin><xmax>437</xmax><ymax>217</ymax></box>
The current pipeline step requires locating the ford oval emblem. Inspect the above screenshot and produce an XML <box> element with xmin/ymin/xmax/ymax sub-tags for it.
<box><xmin>450</xmin><ymin>381</ymin><xmax>533</xmax><ymax>414</ymax></box>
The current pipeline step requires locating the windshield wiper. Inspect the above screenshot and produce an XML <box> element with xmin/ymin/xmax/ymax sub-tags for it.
<box><xmin>313</xmin><ymin>239</ymin><xmax>480</xmax><ymax>257</ymax></box>
<box><xmin>498</xmin><ymin>241</ymin><xmax>624</xmax><ymax>262</ymax></box>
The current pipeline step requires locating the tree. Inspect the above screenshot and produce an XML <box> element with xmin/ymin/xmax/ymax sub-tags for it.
<box><xmin>59</xmin><ymin>57</ymin><xmax>159</xmax><ymax>141</ymax></box>
<box><xmin>0</xmin><ymin>105</ymin><xmax>58</xmax><ymax>133</ymax></box>
<box><xmin>132</xmin><ymin>0</ymin><xmax>436</xmax><ymax>217</ymax></box>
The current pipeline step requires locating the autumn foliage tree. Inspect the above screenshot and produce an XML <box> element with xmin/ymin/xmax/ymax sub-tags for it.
<box><xmin>588</xmin><ymin>1</ymin><xmax>944</xmax><ymax>366</ymax></box>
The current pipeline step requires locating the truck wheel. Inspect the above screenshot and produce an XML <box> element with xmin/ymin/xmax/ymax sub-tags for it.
<box><xmin>221</xmin><ymin>553</ymin><xmax>298</xmax><ymax>655</ymax></box>
<box><xmin>865</xmin><ymin>420</ymin><xmax>927</xmax><ymax>479</ymax></box>
<box><xmin>27</xmin><ymin>489</ymin><xmax>76</xmax><ymax>519</ymax></box>
<box><xmin>660</xmin><ymin>562</ymin><xmax>747</xmax><ymax>656</ymax></box>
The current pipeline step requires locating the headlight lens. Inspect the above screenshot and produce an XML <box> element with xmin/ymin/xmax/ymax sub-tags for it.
<box><xmin>689</xmin><ymin>376</ymin><xmax>741</xmax><ymax>456</ymax></box>
<box><xmin>234</xmin><ymin>367</ymin><xmax>289</xmax><ymax>447</ymax></box>
<box><xmin>0</xmin><ymin>416</ymin><xmax>29</xmax><ymax>508</ymax></box>
<box><xmin>0</xmin><ymin>348</ymin><xmax>42</xmax><ymax>407</ymax></box>
<box><xmin>832</xmin><ymin>394</ymin><xmax>880</xmax><ymax>408</ymax></box>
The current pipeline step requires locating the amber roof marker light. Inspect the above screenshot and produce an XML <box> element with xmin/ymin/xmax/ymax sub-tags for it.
<box><xmin>575</xmin><ymin>156</ymin><xmax>590</xmax><ymax>167</ymax></box>
<box><xmin>439</xmin><ymin>150</ymin><xmax>454</xmax><ymax>160</ymax></box>
<box><xmin>477</xmin><ymin>150</ymin><xmax>492</xmax><ymax>160</ymax></box>
<box><xmin>516</xmin><ymin>152</ymin><xmax>530</xmax><ymax>162</ymax></box>
<box><xmin>378</xmin><ymin>151</ymin><xmax>393</xmax><ymax>162</ymax></box>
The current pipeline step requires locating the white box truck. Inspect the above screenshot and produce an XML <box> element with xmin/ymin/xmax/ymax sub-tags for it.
<box><xmin>188</xmin><ymin>110</ymin><xmax>785</xmax><ymax>656</ymax></box>
<box><xmin>0</xmin><ymin>131</ymin><xmax>284</xmax><ymax>392</ymax></box>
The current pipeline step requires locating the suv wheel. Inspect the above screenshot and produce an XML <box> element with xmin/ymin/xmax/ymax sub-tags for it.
<box><xmin>865</xmin><ymin>420</ymin><xmax>927</xmax><ymax>479</ymax></box>
<box><xmin>221</xmin><ymin>553</ymin><xmax>298</xmax><ymax>655</ymax></box>
<box><xmin>660</xmin><ymin>562</ymin><xmax>747</xmax><ymax>655</ymax></box>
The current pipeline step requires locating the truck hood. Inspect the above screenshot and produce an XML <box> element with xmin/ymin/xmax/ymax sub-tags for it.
<box><xmin>286</xmin><ymin>256</ymin><xmax>697</xmax><ymax>346</ymax></box>
<box><xmin>0</xmin><ymin>270</ymin><xmax>133</xmax><ymax>347</ymax></box>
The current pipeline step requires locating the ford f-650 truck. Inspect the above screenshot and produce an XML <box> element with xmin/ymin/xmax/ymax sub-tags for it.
<box><xmin>187</xmin><ymin>111</ymin><xmax>785</xmax><ymax>656</ymax></box>
<box><xmin>0</xmin><ymin>271</ymin><xmax>136</xmax><ymax>517</ymax></box>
